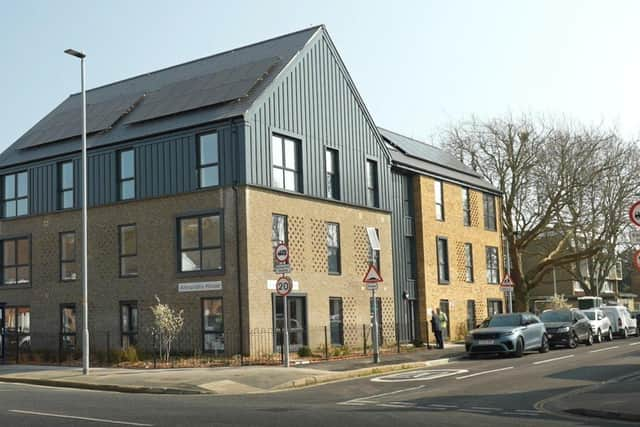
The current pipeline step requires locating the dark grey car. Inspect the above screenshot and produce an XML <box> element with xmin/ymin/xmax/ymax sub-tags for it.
<box><xmin>541</xmin><ymin>309</ymin><xmax>593</xmax><ymax>348</ymax></box>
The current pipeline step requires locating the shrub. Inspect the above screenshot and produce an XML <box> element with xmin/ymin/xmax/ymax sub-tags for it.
<box><xmin>121</xmin><ymin>346</ymin><xmax>139</xmax><ymax>363</ymax></box>
<box><xmin>297</xmin><ymin>346</ymin><xmax>312</xmax><ymax>358</ymax></box>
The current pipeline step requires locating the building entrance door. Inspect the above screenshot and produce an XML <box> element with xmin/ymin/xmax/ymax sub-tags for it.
<box><xmin>274</xmin><ymin>296</ymin><xmax>307</xmax><ymax>352</ymax></box>
<box><xmin>439</xmin><ymin>300</ymin><xmax>450</xmax><ymax>341</ymax></box>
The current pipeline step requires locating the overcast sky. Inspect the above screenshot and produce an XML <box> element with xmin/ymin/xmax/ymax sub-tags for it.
<box><xmin>1</xmin><ymin>0</ymin><xmax>639</xmax><ymax>153</ymax></box>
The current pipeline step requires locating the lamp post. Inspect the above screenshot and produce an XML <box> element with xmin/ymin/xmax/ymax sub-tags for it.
<box><xmin>64</xmin><ymin>48</ymin><xmax>89</xmax><ymax>375</ymax></box>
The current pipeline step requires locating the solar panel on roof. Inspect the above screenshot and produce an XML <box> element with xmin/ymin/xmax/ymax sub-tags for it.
<box><xmin>122</xmin><ymin>56</ymin><xmax>280</xmax><ymax>125</ymax></box>
<box><xmin>19</xmin><ymin>92</ymin><xmax>145</xmax><ymax>149</ymax></box>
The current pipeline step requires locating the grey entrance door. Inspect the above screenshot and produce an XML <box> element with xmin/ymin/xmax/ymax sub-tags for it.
<box><xmin>274</xmin><ymin>296</ymin><xmax>307</xmax><ymax>352</ymax></box>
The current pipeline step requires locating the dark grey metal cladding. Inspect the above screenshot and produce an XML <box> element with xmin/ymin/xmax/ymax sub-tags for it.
<box><xmin>29</xmin><ymin>163</ymin><xmax>56</xmax><ymax>215</ymax></box>
<box><xmin>390</xmin><ymin>170</ymin><xmax>417</xmax><ymax>342</ymax></box>
<box><xmin>244</xmin><ymin>32</ymin><xmax>391</xmax><ymax>209</ymax></box>
<box><xmin>88</xmin><ymin>151</ymin><xmax>117</xmax><ymax>207</ymax></box>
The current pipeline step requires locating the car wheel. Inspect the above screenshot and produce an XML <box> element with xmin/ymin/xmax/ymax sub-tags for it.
<box><xmin>513</xmin><ymin>337</ymin><xmax>524</xmax><ymax>358</ymax></box>
<box><xmin>606</xmin><ymin>329</ymin><xmax>613</xmax><ymax>342</ymax></box>
<box><xmin>539</xmin><ymin>334</ymin><xmax>550</xmax><ymax>353</ymax></box>
<box><xmin>595</xmin><ymin>329</ymin><xmax>602</xmax><ymax>343</ymax></box>
<box><xmin>585</xmin><ymin>330</ymin><xmax>593</xmax><ymax>346</ymax></box>
<box><xmin>568</xmin><ymin>332</ymin><xmax>578</xmax><ymax>349</ymax></box>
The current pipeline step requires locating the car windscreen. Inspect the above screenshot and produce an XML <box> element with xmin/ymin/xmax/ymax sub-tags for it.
<box><xmin>482</xmin><ymin>315</ymin><xmax>522</xmax><ymax>327</ymax></box>
<box><xmin>584</xmin><ymin>312</ymin><xmax>595</xmax><ymax>320</ymax></box>
<box><xmin>540</xmin><ymin>311</ymin><xmax>572</xmax><ymax>323</ymax></box>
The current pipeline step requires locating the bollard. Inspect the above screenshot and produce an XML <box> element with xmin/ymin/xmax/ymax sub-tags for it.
<box><xmin>280</xmin><ymin>328</ymin><xmax>284</xmax><ymax>365</ymax></box>
<box><xmin>106</xmin><ymin>331</ymin><xmax>111</xmax><ymax>364</ymax></box>
<box><xmin>396</xmin><ymin>323</ymin><xmax>401</xmax><ymax>353</ymax></box>
<box><xmin>363</xmin><ymin>324</ymin><xmax>367</xmax><ymax>355</ymax></box>
<box><xmin>324</xmin><ymin>326</ymin><xmax>329</xmax><ymax>360</ymax></box>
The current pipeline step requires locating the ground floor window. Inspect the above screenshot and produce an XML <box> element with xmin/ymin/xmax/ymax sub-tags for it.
<box><xmin>487</xmin><ymin>299</ymin><xmax>504</xmax><ymax>317</ymax></box>
<box><xmin>329</xmin><ymin>297</ymin><xmax>343</xmax><ymax>346</ymax></box>
<box><xmin>120</xmin><ymin>302</ymin><xmax>138</xmax><ymax>349</ymax></box>
<box><xmin>202</xmin><ymin>298</ymin><xmax>224</xmax><ymax>354</ymax></box>
<box><xmin>60</xmin><ymin>304</ymin><xmax>76</xmax><ymax>352</ymax></box>
<box><xmin>273</xmin><ymin>295</ymin><xmax>307</xmax><ymax>352</ymax></box>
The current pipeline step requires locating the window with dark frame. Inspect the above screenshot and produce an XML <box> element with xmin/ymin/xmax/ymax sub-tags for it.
<box><xmin>462</xmin><ymin>187</ymin><xmax>471</xmax><ymax>226</ymax></box>
<box><xmin>329</xmin><ymin>297</ymin><xmax>344</xmax><ymax>346</ymax></box>
<box><xmin>366</xmin><ymin>160</ymin><xmax>379</xmax><ymax>208</ymax></box>
<box><xmin>436</xmin><ymin>237</ymin><xmax>449</xmax><ymax>283</ymax></box>
<box><xmin>487</xmin><ymin>299</ymin><xmax>503</xmax><ymax>316</ymax></box>
<box><xmin>118</xmin><ymin>149</ymin><xmax>135</xmax><ymax>201</ymax></box>
<box><xmin>202</xmin><ymin>298</ymin><xmax>224</xmax><ymax>353</ymax></box>
<box><xmin>2</xmin><ymin>237</ymin><xmax>30</xmax><ymax>286</ymax></box>
<box><xmin>327</xmin><ymin>222</ymin><xmax>341</xmax><ymax>274</ymax></box>
<box><xmin>372</xmin><ymin>228</ymin><xmax>381</xmax><ymax>274</ymax></box>
<box><xmin>2</xmin><ymin>171</ymin><xmax>28</xmax><ymax>218</ymax></box>
<box><xmin>4</xmin><ymin>306</ymin><xmax>30</xmax><ymax>333</ymax></box>
<box><xmin>434</xmin><ymin>180</ymin><xmax>444</xmax><ymax>221</ymax></box>
<box><xmin>60</xmin><ymin>304</ymin><xmax>77</xmax><ymax>352</ymax></box>
<box><xmin>483</xmin><ymin>193</ymin><xmax>497</xmax><ymax>231</ymax></box>
<box><xmin>60</xmin><ymin>232</ymin><xmax>78</xmax><ymax>281</ymax></box>
<box><xmin>465</xmin><ymin>243</ymin><xmax>474</xmax><ymax>282</ymax></box>
<box><xmin>120</xmin><ymin>302</ymin><xmax>138</xmax><ymax>349</ymax></box>
<box><xmin>119</xmin><ymin>225</ymin><xmax>138</xmax><ymax>277</ymax></box>
<box><xmin>59</xmin><ymin>161</ymin><xmax>74</xmax><ymax>210</ymax></box>
<box><xmin>272</xmin><ymin>134</ymin><xmax>301</xmax><ymax>192</ymax></box>
<box><xmin>198</xmin><ymin>132</ymin><xmax>219</xmax><ymax>188</ymax></box>
<box><xmin>486</xmin><ymin>246</ymin><xmax>499</xmax><ymax>284</ymax></box>
<box><xmin>178</xmin><ymin>214</ymin><xmax>223</xmax><ymax>273</ymax></box>
<box><xmin>325</xmin><ymin>148</ymin><xmax>340</xmax><ymax>200</ymax></box>
<box><xmin>271</xmin><ymin>214</ymin><xmax>288</xmax><ymax>267</ymax></box>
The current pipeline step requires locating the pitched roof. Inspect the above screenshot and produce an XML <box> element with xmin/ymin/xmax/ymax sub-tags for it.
<box><xmin>378</xmin><ymin>127</ymin><xmax>500</xmax><ymax>194</ymax></box>
<box><xmin>0</xmin><ymin>26</ymin><xmax>321</xmax><ymax>168</ymax></box>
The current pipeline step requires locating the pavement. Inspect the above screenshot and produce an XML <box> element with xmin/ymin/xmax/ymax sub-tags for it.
<box><xmin>0</xmin><ymin>344</ymin><xmax>464</xmax><ymax>395</ymax></box>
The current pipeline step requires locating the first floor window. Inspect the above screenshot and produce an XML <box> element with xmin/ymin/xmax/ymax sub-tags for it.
<box><xmin>329</xmin><ymin>297</ymin><xmax>343</xmax><ymax>346</ymax></box>
<box><xmin>366</xmin><ymin>160</ymin><xmax>379</xmax><ymax>208</ymax></box>
<box><xmin>434</xmin><ymin>180</ymin><xmax>444</xmax><ymax>221</ymax></box>
<box><xmin>59</xmin><ymin>161</ymin><xmax>74</xmax><ymax>209</ymax></box>
<box><xmin>60</xmin><ymin>304</ymin><xmax>77</xmax><ymax>352</ymax></box>
<box><xmin>486</xmin><ymin>246</ymin><xmax>499</xmax><ymax>284</ymax></box>
<box><xmin>488</xmin><ymin>299</ymin><xmax>504</xmax><ymax>317</ymax></box>
<box><xmin>464</xmin><ymin>243</ymin><xmax>474</xmax><ymax>282</ymax></box>
<box><xmin>2</xmin><ymin>237</ymin><xmax>30</xmax><ymax>286</ymax></box>
<box><xmin>179</xmin><ymin>213</ymin><xmax>223</xmax><ymax>273</ymax></box>
<box><xmin>272</xmin><ymin>134</ymin><xmax>301</xmax><ymax>192</ymax></box>
<box><xmin>436</xmin><ymin>237</ymin><xmax>449</xmax><ymax>283</ymax></box>
<box><xmin>462</xmin><ymin>187</ymin><xmax>471</xmax><ymax>226</ymax></box>
<box><xmin>118</xmin><ymin>149</ymin><xmax>135</xmax><ymax>200</ymax></box>
<box><xmin>119</xmin><ymin>225</ymin><xmax>138</xmax><ymax>277</ymax></box>
<box><xmin>484</xmin><ymin>193</ymin><xmax>497</xmax><ymax>231</ymax></box>
<box><xmin>198</xmin><ymin>132</ymin><xmax>219</xmax><ymax>188</ymax></box>
<box><xmin>202</xmin><ymin>298</ymin><xmax>224</xmax><ymax>353</ymax></box>
<box><xmin>2</xmin><ymin>171</ymin><xmax>28</xmax><ymax>218</ymax></box>
<box><xmin>60</xmin><ymin>232</ymin><xmax>78</xmax><ymax>281</ymax></box>
<box><xmin>327</xmin><ymin>222</ymin><xmax>341</xmax><ymax>274</ymax></box>
<box><xmin>121</xmin><ymin>302</ymin><xmax>138</xmax><ymax>349</ymax></box>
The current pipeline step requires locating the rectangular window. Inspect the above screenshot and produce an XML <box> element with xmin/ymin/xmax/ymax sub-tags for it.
<box><xmin>272</xmin><ymin>134</ymin><xmax>301</xmax><ymax>192</ymax></box>
<box><xmin>60</xmin><ymin>304</ymin><xmax>77</xmax><ymax>352</ymax></box>
<box><xmin>372</xmin><ymin>228</ymin><xmax>381</xmax><ymax>274</ymax></box>
<box><xmin>179</xmin><ymin>214</ymin><xmax>223</xmax><ymax>273</ymax></box>
<box><xmin>366</xmin><ymin>160</ymin><xmax>379</xmax><ymax>208</ymax></box>
<box><xmin>4</xmin><ymin>306</ymin><xmax>30</xmax><ymax>333</ymax></box>
<box><xmin>462</xmin><ymin>188</ymin><xmax>470</xmax><ymax>226</ymax></box>
<box><xmin>2</xmin><ymin>237</ymin><xmax>30</xmax><ymax>286</ymax></box>
<box><xmin>329</xmin><ymin>297</ymin><xmax>344</xmax><ymax>346</ymax></box>
<box><xmin>198</xmin><ymin>132</ymin><xmax>219</xmax><ymax>188</ymax></box>
<box><xmin>487</xmin><ymin>299</ymin><xmax>504</xmax><ymax>317</ymax></box>
<box><xmin>119</xmin><ymin>225</ymin><xmax>138</xmax><ymax>277</ymax></box>
<box><xmin>2</xmin><ymin>171</ymin><xmax>28</xmax><ymax>218</ymax></box>
<box><xmin>59</xmin><ymin>161</ymin><xmax>74</xmax><ymax>210</ymax></box>
<box><xmin>467</xmin><ymin>300</ymin><xmax>476</xmax><ymax>332</ymax></box>
<box><xmin>271</xmin><ymin>214</ymin><xmax>288</xmax><ymax>267</ymax></box>
<box><xmin>60</xmin><ymin>232</ymin><xmax>78</xmax><ymax>281</ymax></box>
<box><xmin>325</xmin><ymin>148</ymin><xmax>340</xmax><ymax>200</ymax></box>
<box><xmin>465</xmin><ymin>243</ymin><xmax>474</xmax><ymax>282</ymax></box>
<box><xmin>202</xmin><ymin>298</ymin><xmax>224</xmax><ymax>353</ymax></box>
<box><xmin>486</xmin><ymin>246</ymin><xmax>499</xmax><ymax>284</ymax></box>
<box><xmin>118</xmin><ymin>149</ymin><xmax>135</xmax><ymax>200</ymax></box>
<box><xmin>434</xmin><ymin>180</ymin><xmax>444</xmax><ymax>221</ymax></box>
<box><xmin>483</xmin><ymin>193</ymin><xmax>497</xmax><ymax>231</ymax></box>
<box><xmin>120</xmin><ymin>302</ymin><xmax>138</xmax><ymax>349</ymax></box>
<box><xmin>327</xmin><ymin>222</ymin><xmax>341</xmax><ymax>274</ymax></box>
<box><xmin>437</xmin><ymin>237</ymin><xmax>449</xmax><ymax>283</ymax></box>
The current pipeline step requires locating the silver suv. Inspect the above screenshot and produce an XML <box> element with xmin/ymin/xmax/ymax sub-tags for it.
<box><xmin>582</xmin><ymin>309</ymin><xmax>613</xmax><ymax>342</ymax></box>
<box><xmin>466</xmin><ymin>313</ymin><xmax>549</xmax><ymax>358</ymax></box>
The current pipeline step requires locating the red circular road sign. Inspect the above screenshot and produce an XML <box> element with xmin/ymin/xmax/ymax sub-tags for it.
<box><xmin>276</xmin><ymin>276</ymin><xmax>292</xmax><ymax>296</ymax></box>
<box><xmin>630</xmin><ymin>201</ymin><xmax>640</xmax><ymax>227</ymax></box>
<box><xmin>634</xmin><ymin>250</ymin><xmax>640</xmax><ymax>273</ymax></box>
<box><xmin>274</xmin><ymin>243</ymin><xmax>289</xmax><ymax>263</ymax></box>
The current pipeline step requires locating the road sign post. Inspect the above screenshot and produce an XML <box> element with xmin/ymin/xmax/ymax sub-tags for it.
<box><xmin>500</xmin><ymin>274</ymin><xmax>514</xmax><ymax>313</ymax></box>
<box><xmin>363</xmin><ymin>263</ymin><xmax>383</xmax><ymax>364</ymax></box>
<box><xmin>276</xmin><ymin>275</ymin><xmax>292</xmax><ymax>367</ymax></box>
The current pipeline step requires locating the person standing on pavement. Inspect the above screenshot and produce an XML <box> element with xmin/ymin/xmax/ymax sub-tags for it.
<box><xmin>431</xmin><ymin>308</ymin><xmax>443</xmax><ymax>349</ymax></box>
<box><xmin>439</xmin><ymin>308</ymin><xmax>448</xmax><ymax>344</ymax></box>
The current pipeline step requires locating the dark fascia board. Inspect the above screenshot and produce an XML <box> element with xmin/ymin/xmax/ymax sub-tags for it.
<box><xmin>391</xmin><ymin>163</ymin><xmax>502</xmax><ymax>197</ymax></box>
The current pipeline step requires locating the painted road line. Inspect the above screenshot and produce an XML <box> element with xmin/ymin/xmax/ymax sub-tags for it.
<box><xmin>416</xmin><ymin>406</ymin><xmax>447</xmax><ymax>411</ymax></box>
<box><xmin>629</xmin><ymin>342</ymin><xmax>640</xmax><ymax>346</ymax></box>
<box><xmin>515</xmin><ymin>409</ymin><xmax>540</xmax><ymax>413</ymax></box>
<box><xmin>590</xmin><ymin>346</ymin><xmax>619</xmax><ymax>353</ymax></box>
<box><xmin>8</xmin><ymin>410</ymin><xmax>153</xmax><ymax>426</ymax></box>
<box><xmin>472</xmin><ymin>407</ymin><xmax>502</xmax><ymax>411</ymax></box>
<box><xmin>337</xmin><ymin>385</ymin><xmax>424</xmax><ymax>405</ymax></box>
<box><xmin>389</xmin><ymin>401</ymin><xmax>417</xmax><ymax>407</ymax></box>
<box><xmin>429</xmin><ymin>404</ymin><xmax>458</xmax><ymax>408</ymax></box>
<box><xmin>377</xmin><ymin>403</ymin><xmax>414</xmax><ymax>409</ymax></box>
<box><xmin>532</xmin><ymin>355</ymin><xmax>574</xmax><ymax>365</ymax></box>
<box><xmin>503</xmin><ymin>411</ymin><xmax>539</xmax><ymax>416</ymax></box>
<box><xmin>456</xmin><ymin>366</ymin><xmax>514</xmax><ymax>380</ymax></box>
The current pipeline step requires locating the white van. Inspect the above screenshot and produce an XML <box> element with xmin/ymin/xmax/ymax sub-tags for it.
<box><xmin>601</xmin><ymin>306</ymin><xmax>638</xmax><ymax>338</ymax></box>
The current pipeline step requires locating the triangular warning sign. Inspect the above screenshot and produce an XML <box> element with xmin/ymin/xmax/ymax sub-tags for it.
<box><xmin>500</xmin><ymin>274</ymin><xmax>514</xmax><ymax>287</ymax></box>
<box><xmin>363</xmin><ymin>264</ymin><xmax>383</xmax><ymax>283</ymax></box>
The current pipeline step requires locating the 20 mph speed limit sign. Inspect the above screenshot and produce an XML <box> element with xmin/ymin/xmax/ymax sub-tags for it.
<box><xmin>276</xmin><ymin>276</ymin><xmax>292</xmax><ymax>296</ymax></box>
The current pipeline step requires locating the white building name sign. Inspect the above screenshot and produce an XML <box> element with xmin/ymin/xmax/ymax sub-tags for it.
<box><xmin>178</xmin><ymin>281</ymin><xmax>223</xmax><ymax>293</ymax></box>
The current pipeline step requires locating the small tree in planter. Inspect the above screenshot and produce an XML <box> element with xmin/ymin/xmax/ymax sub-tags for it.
<box><xmin>150</xmin><ymin>296</ymin><xmax>184</xmax><ymax>363</ymax></box>
<box><xmin>549</xmin><ymin>294</ymin><xmax>572</xmax><ymax>310</ymax></box>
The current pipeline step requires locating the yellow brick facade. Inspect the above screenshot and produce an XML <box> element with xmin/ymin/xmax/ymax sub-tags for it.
<box><xmin>414</xmin><ymin>176</ymin><xmax>505</xmax><ymax>342</ymax></box>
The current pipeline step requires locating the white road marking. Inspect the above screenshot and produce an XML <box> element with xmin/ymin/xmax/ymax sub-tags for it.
<box><xmin>459</xmin><ymin>409</ymin><xmax>491</xmax><ymax>414</ymax></box>
<box><xmin>532</xmin><ymin>355</ymin><xmax>574</xmax><ymax>365</ymax></box>
<box><xmin>629</xmin><ymin>342</ymin><xmax>640</xmax><ymax>346</ymax></box>
<box><xmin>456</xmin><ymin>366</ymin><xmax>514</xmax><ymax>379</ymax></box>
<box><xmin>372</xmin><ymin>369</ymin><xmax>468</xmax><ymax>383</ymax></box>
<box><xmin>590</xmin><ymin>346</ymin><xmax>619</xmax><ymax>353</ymax></box>
<box><xmin>472</xmin><ymin>407</ymin><xmax>502</xmax><ymax>411</ymax></box>
<box><xmin>515</xmin><ymin>409</ymin><xmax>540</xmax><ymax>414</ymax></box>
<box><xmin>416</xmin><ymin>406</ymin><xmax>447</xmax><ymax>410</ymax></box>
<box><xmin>338</xmin><ymin>402</ymin><xmax>367</xmax><ymax>406</ymax></box>
<box><xmin>389</xmin><ymin>401</ymin><xmax>417</xmax><ymax>407</ymax></box>
<box><xmin>8</xmin><ymin>410</ymin><xmax>153</xmax><ymax>426</ymax></box>
<box><xmin>503</xmin><ymin>411</ymin><xmax>539</xmax><ymax>416</ymax></box>
<box><xmin>338</xmin><ymin>384</ymin><xmax>424</xmax><ymax>405</ymax></box>
<box><xmin>429</xmin><ymin>404</ymin><xmax>458</xmax><ymax>408</ymax></box>
<box><xmin>377</xmin><ymin>403</ymin><xmax>414</xmax><ymax>409</ymax></box>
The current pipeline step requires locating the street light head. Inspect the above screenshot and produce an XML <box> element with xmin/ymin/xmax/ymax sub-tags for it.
<box><xmin>64</xmin><ymin>48</ymin><xmax>86</xmax><ymax>59</ymax></box>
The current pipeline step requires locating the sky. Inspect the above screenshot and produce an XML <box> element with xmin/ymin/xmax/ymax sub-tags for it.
<box><xmin>1</xmin><ymin>0</ymin><xmax>639</xmax><ymax>153</ymax></box>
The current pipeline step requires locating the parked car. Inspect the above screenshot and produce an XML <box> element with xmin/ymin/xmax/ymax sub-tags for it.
<box><xmin>465</xmin><ymin>313</ymin><xmax>549</xmax><ymax>358</ymax></box>
<box><xmin>601</xmin><ymin>305</ymin><xmax>638</xmax><ymax>338</ymax></box>
<box><xmin>582</xmin><ymin>309</ymin><xmax>613</xmax><ymax>343</ymax></box>
<box><xmin>540</xmin><ymin>309</ymin><xmax>593</xmax><ymax>348</ymax></box>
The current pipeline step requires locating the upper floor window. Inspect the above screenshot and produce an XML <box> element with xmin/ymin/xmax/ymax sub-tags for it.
<box><xmin>2</xmin><ymin>237</ymin><xmax>30</xmax><ymax>286</ymax></box>
<box><xmin>486</xmin><ymin>246</ymin><xmax>499</xmax><ymax>284</ymax></box>
<box><xmin>118</xmin><ymin>149</ymin><xmax>135</xmax><ymax>201</ymax></box>
<box><xmin>483</xmin><ymin>193</ymin><xmax>497</xmax><ymax>231</ymax></box>
<box><xmin>464</xmin><ymin>243</ymin><xmax>474</xmax><ymax>282</ymax></box>
<box><xmin>119</xmin><ymin>224</ymin><xmax>138</xmax><ymax>277</ymax></box>
<box><xmin>198</xmin><ymin>132</ymin><xmax>219</xmax><ymax>188</ymax></box>
<box><xmin>436</xmin><ymin>237</ymin><xmax>449</xmax><ymax>283</ymax></box>
<box><xmin>272</xmin><ymin>134</ymin><xmax>301</xmax><ymax>192</ymax></box>
<box><xmin>59</xmin><ymin>161</ymin><xmax>74</xmax><ymax>210</ymax></box>
<box><xmin>325</xmin><ymin>148</ymin><xmax>340</xmax><ymax>200</ymax></box>
<box><xmin>60</xmin><ymin>232</ymin><xmax>78</xmax><ymax>281</ymax></box>
<box><xmin>462</xmin><ymin>187</ymin><xmax>471</xmax><ymax>226</ymax></box>
<box><xmin>178</xmin><ymin>213</ymin><xmax>223</xmax><ymax>273</ymax></box>
<box><xmin>434</xmin><ymin>180</ymin><xmax>444</xmax><ymax>221</ymax></box>
<box><xmin>366</xmin><ymin>160</ymin><xmax>379</xmax><ymax>208</ymax></box>
<box><xmin>327</xmin><ymin>222</ymin><xmax>341</xmax><ymax>274</ymax></box>
<box><xmin>2</xmin><ymin>171</ymin><xmax>28</xmax><ymax>218</ymax></box>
